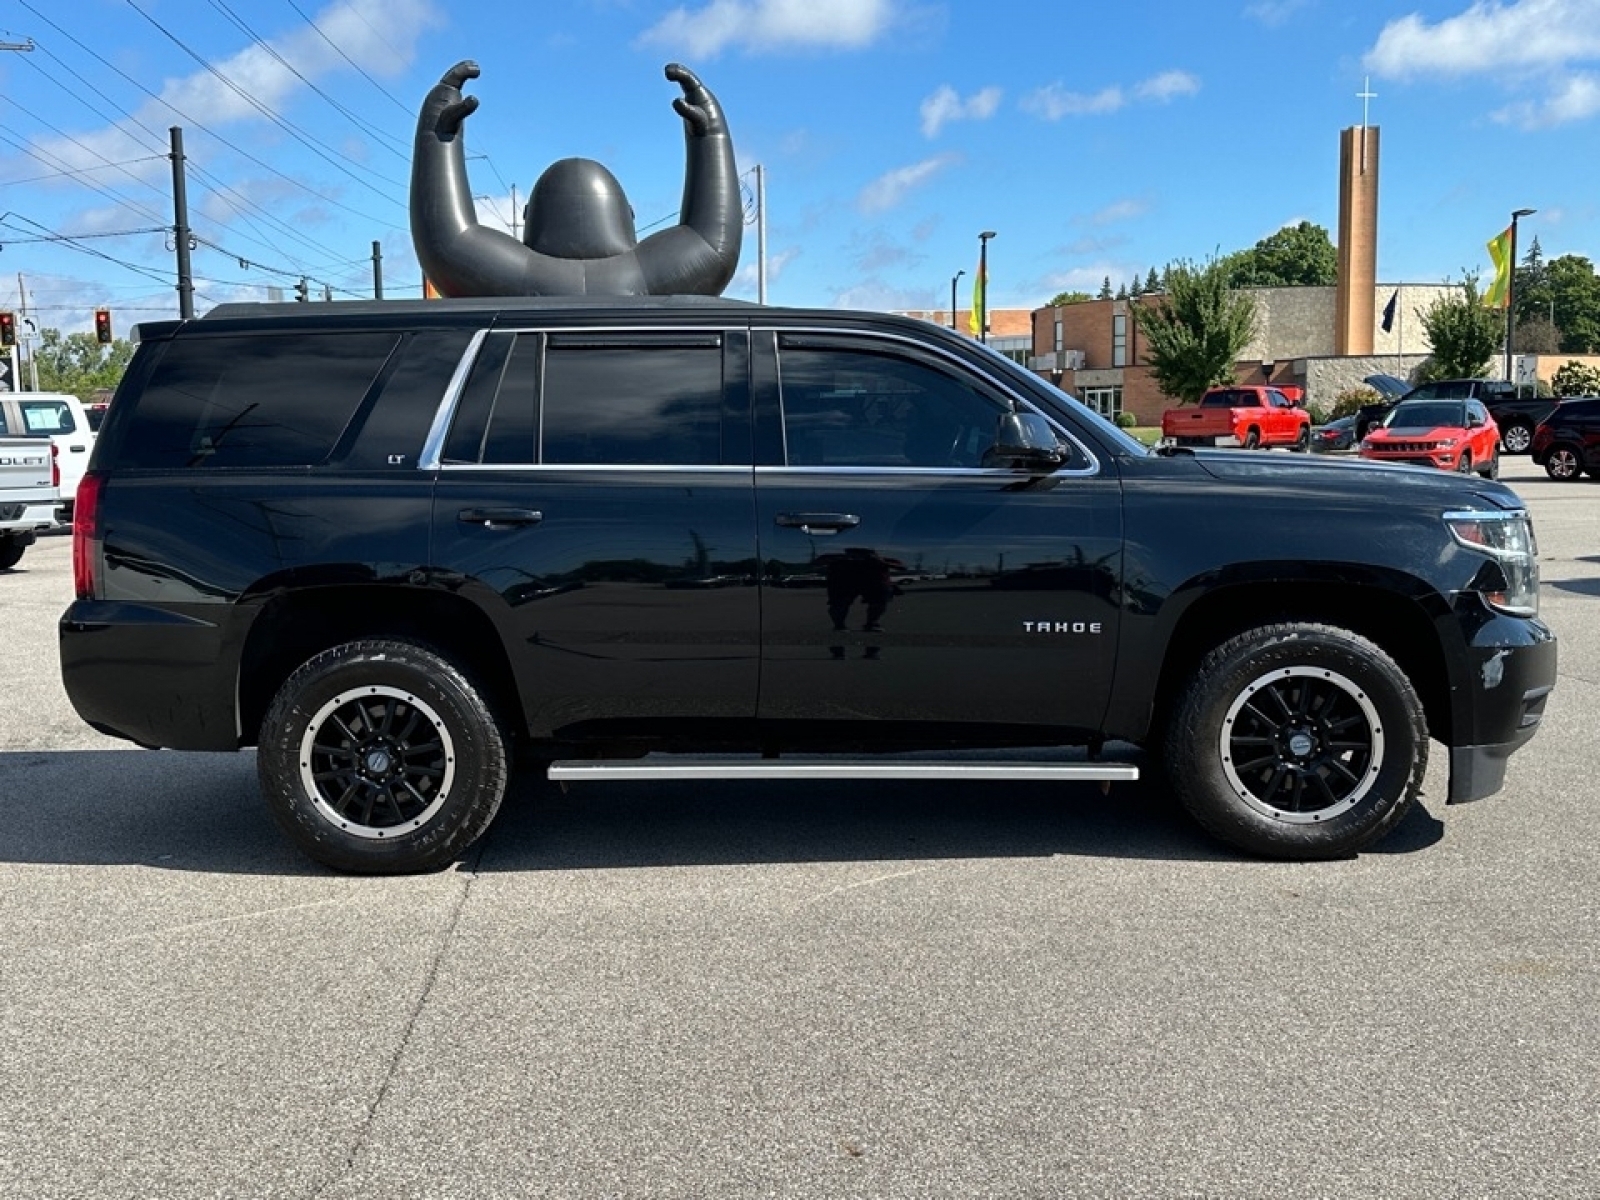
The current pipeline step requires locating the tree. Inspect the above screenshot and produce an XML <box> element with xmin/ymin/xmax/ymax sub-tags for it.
<box><xmin>32</xmin><ymin>328</ymin><xmax>135</xmax><ymax>398</ymax></box>
<box><xmin>1226</xmin><ymin>221</ymin><xmax>1338</xmax><ymax>287</ymax></box>
<box><xmin>1131</xmin><ymin>255</ymin><xmax>1259</xmax><ymax>405</ymax></box>
<box><xmin>1144</xmin><ymin>267</ymin><xmax>1161</xmax><ymax>294</ymax></box>
<box><xmin>1547</xmin><ymin>254</ymin><xmax>1600</xmax><ymax>353</ymax></box>
<box><xmin>1415</xmin><ymin>276</ymin><xmax>1500</xmax><ymax>380</ymax></box>
<box><xmin>1048</xmin><ymin>290</ymin><xmax>1092</xmax><ymax>306</ymax></box>
<box><xmin>1512</xmin><ymin>314</ymin><xmax>1561</xmax><ymax>355</ymax></box>
<box><xmin>1512</xmin><ymin>236</ymin><xmax>1552</xmax><ymax>331</ymax></box>
<box><xmin>1097</xmin><ymin>276</ymin><xmax>1113</xmax><ymax>300</ymax></box>
<box><xmin>1551</xmin><ymin>360</ymin><xmax>1600</xmax><ymax>396</ymax></box>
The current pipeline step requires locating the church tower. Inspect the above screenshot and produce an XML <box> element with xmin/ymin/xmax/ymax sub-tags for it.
<box><xmin>1335</xmin><ymin>122</ymin><xmax>1380</xmax><ymax>356</ymax></box>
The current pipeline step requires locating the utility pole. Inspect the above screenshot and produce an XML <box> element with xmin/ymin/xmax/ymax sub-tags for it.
<box><xmin>755</xmin><ymin>164</ymin><xmax>767</xmax><ymax>305</ymax></box>
<box><xmin>170</xmin><ymin>127</ymin><xmax>195</xmax><ymax>319</ymax></box>
<box><xmin>16</xmin><ymin>273</ymin><xmax>38</xmax><ymax>391</ymax></box>
<box><xmin>372</xmin><ymin>240</ymin><xmax>384</xmax><ymax>300</ymax></box>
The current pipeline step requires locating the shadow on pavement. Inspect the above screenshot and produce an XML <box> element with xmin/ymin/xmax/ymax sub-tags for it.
<box><xmin>0</xmin><ymin>747</ymin><xmax>1445</xmax><ymax>874</ymax></box>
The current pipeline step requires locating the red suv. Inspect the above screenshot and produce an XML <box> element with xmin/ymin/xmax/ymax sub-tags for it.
<box><xmin>1531</xmin><ymin>396</ymin><xmax>1600</xmax><ymax>480</ymax></box>
<box><xmin>1359</xmin><ymin>397</ymin><xmax>1500</xmax><ymax>477</ymax></box>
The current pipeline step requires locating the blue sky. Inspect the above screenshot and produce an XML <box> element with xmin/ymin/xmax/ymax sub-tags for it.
<box><xmin>1</xmin><ymin>0</ymin><xmax>1597</xmax><ymax>336</ymax></box>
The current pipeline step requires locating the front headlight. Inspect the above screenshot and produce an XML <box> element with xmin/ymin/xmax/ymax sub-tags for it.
<box><xmin>1444</xmin><ymin>510</ymin><xmax>1539</xmax><ymax>616</ymax></box>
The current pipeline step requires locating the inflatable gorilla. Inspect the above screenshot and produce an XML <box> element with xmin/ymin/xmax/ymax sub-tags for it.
<box><xmin>410</xmin><ymin>61</ymin><xmax>743</xmax><ymax>297</ymax></box>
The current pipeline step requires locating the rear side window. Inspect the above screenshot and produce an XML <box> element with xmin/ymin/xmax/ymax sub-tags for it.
<box><xmin>443</xmin><ymin>332</ymin><xmax>726</xmax><ymax>467</ymax></box>
<box><xmin>17</xmin><ymin>399</ymin><xmax>75</xmax><ymax>436</ymax></box>
<box><xmin>113</xmin><ymin>332</ymin><xmax>400</xmax><ymax>469</ymax></box>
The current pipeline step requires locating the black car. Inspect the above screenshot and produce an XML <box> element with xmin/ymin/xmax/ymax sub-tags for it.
<box><xmin>61</xmin><ymin>297</ymin><xmax>1557</xmax><ymax>872</ymax></box>
<box><xmin>1531</xmin><ymin>396</ymin><xmax>1600</xmax><ymax>480</ymax></box>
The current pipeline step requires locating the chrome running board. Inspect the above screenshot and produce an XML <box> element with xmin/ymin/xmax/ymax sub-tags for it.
<box><xmin>547</xmin><ymin>758</ymin><xmax>1139</xmax><ymax>783</ymax></box>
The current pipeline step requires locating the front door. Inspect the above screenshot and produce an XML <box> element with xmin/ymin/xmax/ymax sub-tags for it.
<box><xmin>752</xmin><ymin>330</ymin><xmax>1122</xmax><ymax>736</ymax></box>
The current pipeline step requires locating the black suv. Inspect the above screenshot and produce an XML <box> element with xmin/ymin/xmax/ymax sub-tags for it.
<box><xmin>62</xmin><ymin>298</ymin><xmax>1557</xmax><ymax>872</ymax></box>
<box><xmin>1531</xmin><ymin>396</ymin><xmax>1600</xmax><ymax>479</ymax></box>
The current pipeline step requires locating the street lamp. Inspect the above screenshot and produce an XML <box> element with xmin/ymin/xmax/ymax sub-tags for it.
<box><xmin>950</xmin><ymin>269</ymin><xmax>964</xmax><ymax>333</ymax></box>
<box><xmin>978</xmin><ymin>230</ymin><xmax>997</xmax><ymax>344</ymax></box>
<box><xmin>1506</xmin><ymin>207</ymin><xmax>1536</xmax><ymax>387</ymax></box>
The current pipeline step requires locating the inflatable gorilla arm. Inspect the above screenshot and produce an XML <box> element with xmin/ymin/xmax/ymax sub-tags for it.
<box><xmin>409</xmin><ymin>61</ymin><xmax>743</xmax><ymax>297</ymax></box>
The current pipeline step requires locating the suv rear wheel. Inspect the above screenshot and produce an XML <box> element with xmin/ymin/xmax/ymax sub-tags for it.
<box><xmin>258</xmin><ymin>639</ymin><xmax>509</xmax><ymax>873</ymax></box>
<box><xmin>1164</xmin><ymin>623</ymin><xmax>1426</xmax><ymax>859</ymax></box>
<box><xmin>1544</xmin><ymin>445</ymin><xmax>1584</xmax><ymax>481</ymax></box>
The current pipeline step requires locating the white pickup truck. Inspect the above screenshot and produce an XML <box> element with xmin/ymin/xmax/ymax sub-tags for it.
<box><xmin>0</xmin><ymin>434</ymin><xmax>59</xmax><ymax>570</ymax></box>
<box><xmin>0</xmin><ymin>392</ymin><xmax>95</xmax><ymax>521</ymax></box>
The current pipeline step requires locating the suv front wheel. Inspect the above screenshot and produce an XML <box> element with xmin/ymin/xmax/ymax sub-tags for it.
<box><xmin>1164</xmin><ymin>623</ymin><xmax>1427</xmax><ymax>859</ymax></box>
<box><xmin>258</xmin><ymin>639</ymin><xmax>509</xmax><ymax>873</ymax></box>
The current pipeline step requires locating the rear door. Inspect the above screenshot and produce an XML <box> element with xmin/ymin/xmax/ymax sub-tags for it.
<box><xmin>751</xmin><ymin>328</ymin><xmax>1122</xmax><ymax>734</ymax></box>
<box><xmin>429</xmin><ymin>326</ymin><xmax>760</xmax><ymax>737</ymax></box>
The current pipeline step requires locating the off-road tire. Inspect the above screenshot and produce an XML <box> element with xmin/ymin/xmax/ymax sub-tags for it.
<box><xmin>258</xmin><ymin>639</ymin><xmax>509</xmax><ymax>874</ymax></box>
<box><xmin>1164</xmin><ymin>623</ymin><xmax>1427</xmax><ymax>859</ymax></box>
<box><xmin>0</xmin><ymin>539</ymin><xmax>25</xmax><ymax>570</ymax></box>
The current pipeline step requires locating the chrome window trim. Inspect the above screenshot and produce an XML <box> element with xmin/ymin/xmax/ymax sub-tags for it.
<box><xmin>420</xmin><ymin>322</ymin><xmax>1102</xmax><ymax>477</ymax></box>
<box><xmin>419</xmin><ymin>327</ymin><xmax>491</xmax><ymax>470</ymax></box>
<box><xmin>436</xmin><ymin>463</ymin><xmax>753</xmax><ymax>474</ymax></box>
<box><xmin>420</xmin><ymin>324</ymin><xmax>729</xmax><ymax>471</ymax></box>
<box><xmin>759</xmin><ymin>325</ymin><xmax>1102</xmax><ymax>478</ymax></box>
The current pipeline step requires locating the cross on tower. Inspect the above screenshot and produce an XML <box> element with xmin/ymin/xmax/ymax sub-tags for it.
<box><xmin>1358</xmin><ymin>76</ymin><xmax>1377</xmax><ymax>128</ymax></box>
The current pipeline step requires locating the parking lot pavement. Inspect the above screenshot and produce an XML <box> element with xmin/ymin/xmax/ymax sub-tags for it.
<box><xmin>2</xmin><ymin>458</ymin><xmax>1597</xmax><ymax>1199</ymax></box>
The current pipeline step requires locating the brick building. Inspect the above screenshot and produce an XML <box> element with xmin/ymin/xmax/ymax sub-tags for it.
<box><xmin>1027</xmin><ymin>283</ymin><xmax>1456</xmax><ymax>425</ymax></box>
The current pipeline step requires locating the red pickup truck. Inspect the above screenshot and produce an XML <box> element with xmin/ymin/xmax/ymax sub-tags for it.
<box><xmin>1161</xmin><ymin>385</ymin><xmax>1312</xmax><ymax>451</ymax></box>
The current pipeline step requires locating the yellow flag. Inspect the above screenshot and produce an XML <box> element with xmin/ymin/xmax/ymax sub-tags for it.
<box><xmin>1484</xmin><ymin>227</ymin><xmax>1512</xmax><ymax>308</ymax></box>
<box><xmin>967</xmin><ymin>262</ymin><xmax>985</xmax><ymax>335</ymax></box>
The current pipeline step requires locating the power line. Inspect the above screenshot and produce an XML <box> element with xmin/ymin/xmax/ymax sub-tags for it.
<box><xmin>206</xmin><ymin>0</ymin><xmax>410</xmax><ymax>159</ymax></box>
<box><xmin>16</xmin><ymin>1</ymin><xmax>406</xmax><ymax>232</ymax></box>
<box><xmin>17</xmin><ymin>36</ymin><xmax>349</xmax><ymax>269</ymax></box>
<box><xmin>282</xmin><ymin>0</ymin><xmax>414</xmax><ymax>117</ymax></box>
<box><xmin>123</xmin><ymin>0</ymin><xmax>409</xmax><ymax>206</ymax></box>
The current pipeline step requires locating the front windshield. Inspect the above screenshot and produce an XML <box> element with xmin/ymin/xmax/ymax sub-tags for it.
<box><xmin>1382</xmin><ymin>401</ymin><xmax>1468</xmax><ymax>429</ymax></box>
<box><xmin>966</xmin><ymin>339</ymin><xmax>1150</xmax><ymax>456</ymax></box>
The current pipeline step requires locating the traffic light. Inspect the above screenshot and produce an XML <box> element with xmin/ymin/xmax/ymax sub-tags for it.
<box><xmin>0</xmin><ymin>311</ymin><xmax>14</xmax><ymax>348</ymax></box>
<box><xmin>94</xmin><ymin>308</ymin><xmax>113</xmax><ymax>345</ymax></box>
<box><xmin>295</xmin><ymin>278</ymin><xmax>309</xmax><ymax>303</ymax></box>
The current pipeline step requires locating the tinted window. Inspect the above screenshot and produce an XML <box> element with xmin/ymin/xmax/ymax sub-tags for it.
<box><xmin>540</xmin><ymin>337</ymin><xmax>723</xmax><ymax>466</ymax></box>
<box><xmin>116</xmin><ymin>333</ymin><xmax>400</xmax><ymax>469</ymax></box>
<box><xmin>777</xmin><ymin>341</ymin><xmax>1007</xmax><ymax>468</ymax></box>
<box><xmin>16</xmin><ymin>399</ymin><xmax>75</xmax><ymax>436</ymax></box>
<box><xmin>1385</xmin><ymin>401</ymin><xmax>1468</xmax><ymax>428</ymax></box>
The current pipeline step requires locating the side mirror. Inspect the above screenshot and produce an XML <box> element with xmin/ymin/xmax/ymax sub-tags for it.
<box><xmin>984</xmin><ymin>411</ymin><xmax>1065</xmax><ymax>470</ymax></box>
<box><xmin>1467</xmin><ymin>413</ymin><xmax>1484</xmax><ymax>428</ymax></box>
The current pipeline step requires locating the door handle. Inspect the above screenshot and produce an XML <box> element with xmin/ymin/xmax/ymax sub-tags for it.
<box><xmin>458</xmin><ymin>507</ymin><xmax>543</xmax><ymax>528</ymax></box>
<box><xmin>775</xmin><ymin>511</ymin><xmax>860</xmax><ymax>536</ymax></box>
<box><xmin>69</xmin><ymin>444</ymin><xmax>87</xmax><ymax>453</ymax></box>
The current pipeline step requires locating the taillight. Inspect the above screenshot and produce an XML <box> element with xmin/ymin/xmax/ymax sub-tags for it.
<box><xmin>51</xmin><ymin>442</ymin><xmax>60</xmax><ymax>489</ymax></box>
<box><xmin>72</xmin><ymin>472</ymin><xmax>106</xmax><ymax>600</ymax></box>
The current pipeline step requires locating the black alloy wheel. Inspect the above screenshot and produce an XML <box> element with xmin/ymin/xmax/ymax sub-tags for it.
<box><xmin>1544</xmin><ymin>446</ymin><xmax>1583</xmax><ymax>480</ymax></box>
<box><xmin>258</xmin><ymin>639</ymin><xmax>509</xmax><ymax>873</ymax></box>
<box><xmin>1164</xmin><ymin>623</ymin><xmax>1426</xmax><ymax>859</ymax></box>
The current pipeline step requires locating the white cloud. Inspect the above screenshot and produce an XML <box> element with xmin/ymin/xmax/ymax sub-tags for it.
<box><xmin>1022</xmin><ymin>83</ymin><xmax>1125</xmax><ymax>120</ymax></box>
<box><xmin>1023</xmin><ymin>69</ymin><xmax>1199</xmax><ymax>120</ymax></box>
<box><xmin>638</xmin><ymin>0</ymin><xmax>897</xmax><ymax>58</ymax></box>
<box><xmin>856</xmin><ymin>153</ymin><xmax>958</xmax><ymax>213</ymax></box>
<box><xmin>1493</xmin><ymin>72</ymin><xmax>1600</xmax><ymax>126</ymax></box>
<box><xmin>1244</xmin><ymin>0</ymin><xmax>1310</xmax><ymax>27</ymax></box>
<box><xmin>1135</xmin><ymin>70</ymin><xmax>1201</xmax><ymax>102</ymax></box>
<box><xmin>832</xmin><ymin>279</ymin><xmax>937</xmax><ymax>312</ymax></box>
<box><xmin>1086</xmin><ymin>198</ymin><xmax>1149</xmax><ymax>226</ymax></box>
<box><xmin>1365</xmin><ymin>0</ymin><xmax>1600</xmax><ymax>77</ymax></box>
<box><xmin>919</xmin><ymin>84</ymin><xmax>1003</xmax><ymax>137</ymax></box>
<box><xmin>729</xmin><ymin>246</ymin><xmax>798</xmax><ymax>295</ymax></box>
<box><xmin>29</xmin><ymin>0</ymin><xmax>441</xmax><ymax>183</ymax></box>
